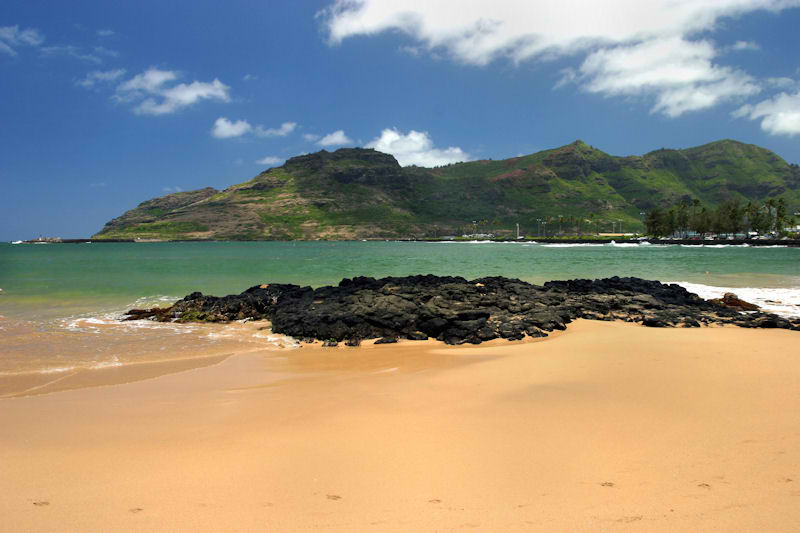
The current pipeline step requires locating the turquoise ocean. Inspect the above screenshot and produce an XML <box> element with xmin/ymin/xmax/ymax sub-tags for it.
<box><xmin>1</xmin><ymin>241</ymin><xmax>799</xmax><ymax>376</ymax></box>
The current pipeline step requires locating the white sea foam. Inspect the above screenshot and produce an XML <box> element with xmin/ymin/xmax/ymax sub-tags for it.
<box><xmin>675</xmin><ymin>243</ymin><xmax>787</xmax><ymax>249</ymax></box>
<box><xmin>39</xmin><ymin>366</ymin><xmax>77</xmax><ymax>374</ymax></box>
<box><xmin>130</xmin><ymin>295</ymin><xmax>181</xmax><ymax>307</ymax></box>
<box><xmin>672</xmin><ymin>281</ymin><xmax>800</xmax><ymax>318</ymax></box>
<box><xmin>540</xmin><ymin>243</ymin><xmax>605</xmax><ymax>247</ymax></box>
<box><xmin>251</xmin><ymin>331</ymin><xmax>300</xmax><ymax>349</ymax></box>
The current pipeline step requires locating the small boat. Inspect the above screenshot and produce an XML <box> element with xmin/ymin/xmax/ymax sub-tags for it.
<box><xmin>11</xmin><ymin>240</ymin><xmax>23</xmax><ymax>244</ymax></box>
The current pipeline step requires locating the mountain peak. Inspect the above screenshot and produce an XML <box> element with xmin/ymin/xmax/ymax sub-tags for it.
<box><xmin>93</xmin><ymin>139</ymin><xmax>799</xmax><ymax>241</ymax></box>
<box><xmin>284</xmin><ymin>147</ymin><xmax>399</xmax><ymax>170</ymax></box>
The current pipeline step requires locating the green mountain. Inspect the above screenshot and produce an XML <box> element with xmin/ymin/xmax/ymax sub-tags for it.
<box><xmin>94</xmin><ymin>139</ymin><xmax>800</xmax><ymax>240</ymax></box>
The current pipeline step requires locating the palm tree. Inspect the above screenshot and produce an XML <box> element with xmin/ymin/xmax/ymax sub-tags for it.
<box><xmin>765</xmin><ymin>199</ymin><xmax>777</xmax><ymax>233</ymax></box>
<box><xmin>776</xmin><ymin>198</ymin><xmax>787</xmax><ymax>234</ymax></box>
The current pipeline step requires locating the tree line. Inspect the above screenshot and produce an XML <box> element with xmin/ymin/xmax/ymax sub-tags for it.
<box><xmin>645</xmin><ymin>198</ymin><xmax>796</xmax><ymax>238</ymax></box>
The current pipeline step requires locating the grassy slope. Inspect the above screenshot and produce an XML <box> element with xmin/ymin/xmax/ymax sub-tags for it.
<box><xmin>93</xmin><ymin>141</ymin><xmax>800</xmax><ymax>240</ymax></box>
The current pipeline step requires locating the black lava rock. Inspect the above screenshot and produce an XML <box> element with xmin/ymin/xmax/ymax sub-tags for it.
<box><xmin>124</xmin><ymin>275</ymin><xmax>800</xmax><ymax>345</ymax></box>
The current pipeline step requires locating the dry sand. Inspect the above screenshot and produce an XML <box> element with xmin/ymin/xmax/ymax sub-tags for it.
<box><xmin>1</xmin><ymin>320</ymin><xmax>799</xmax><ymax>532</ymax></box>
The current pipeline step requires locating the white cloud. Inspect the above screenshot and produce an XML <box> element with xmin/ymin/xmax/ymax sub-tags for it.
<box><xmin>76</xmin><ymin>68</ymin><xmax>126</xmax><ymax>88</ymax></box>
<box><xmin>40</xmin><ymin>45</ymin><xmax>102</xmax><ymax>64</ymax></box>
<box><xmin>211</xmin><ymin>117</ymin><xmax>253</xmax><ymax>138</ymax></box>
<box><xmin>137</xmin><ymin>80</ymin><xmax>230</xmax><ymax>115</ymax></box>
<box><xmin>576</xmin><ymin>37</ymin><xmax>760</xmax><ymax>117</ymax></box>
<box><xmin>317</xmin><ymin>129</ymin><xmax>353</xmax><ymax>146</ymax></box>
<box><xmin>97</xmin><ymin>29</ymin><xmax>115</xmax><ymax>37</ymax></box>
<box><xmin>731</xmin><ymin>40</ymin><xmax>761</xmax><ymax>51</ymax></box>
<box><xmin>117</xmin><ymin>68</ymin><xmax>177</xmax><ymax>94</ymax></box>
<box><xmin>116</xmin><ymin>68</ymin><xmax>231</xmax><ymax>115</ymax></box>
<box><xmin>211</xmin><ymin>118</ymin><xmax>297</xmax><ymax>139</ymax></box>
<box><xmin>320</xmin><ymin>1</ymin><xmax>799</xmax><ymax>116</ymax></box>
<box><xmin>256</xmin><ymin>156</ymin><xmax>283</xmax><ymax>165</ymax></box>
<box><xmin>242</xmin><ymin>73</ymin><xmax>258</xmax><ymax>81</ymax></box>
<box><xmin>254</xmin><ymin>121</ymin><xmax>297</xmax><ymax>137</ymax></box>
<box><xmin>303</xmin><ymin>133</ymin><xmax>321</xmax><ymax>142</ymax></box>
<box><xmin>366</xmin><ymin>128</ymin><xmax>470</xmax><ymax>166</ymax></box>
<box><xmin>321</xmin><ymin>1</ymin><xmax>795</xmax><ymax>64</ymax></box>
<box><xmin>766</xmin><ymin>77</ymin><xmax>798</xmax><ymax>89</ymax></box>
<box><xmin>0</xmin><ymin>25</ymin><xmax>44</xmax><ymax>55</ymax></box>
<box><xmin>93</xmin><ymin>46</ymin><xmax>118</xmax><ymax>57</ymax></box>
<box><xmin>733</xmin><ymin>91</ymin><xmax>800</xmax><ymax>135</ymax></box>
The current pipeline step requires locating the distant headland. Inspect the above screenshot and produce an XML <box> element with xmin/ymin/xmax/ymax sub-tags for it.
<box><xmin>90</xmin><ymin>139</ymin><xmax>800</xmax><ymax>242</ymax></box>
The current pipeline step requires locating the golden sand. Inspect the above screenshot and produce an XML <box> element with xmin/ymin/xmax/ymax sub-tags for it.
<box><xmin>1</xmin><ymin>320</ymin><xmax>799</xmax><ymax>531</ymax></box>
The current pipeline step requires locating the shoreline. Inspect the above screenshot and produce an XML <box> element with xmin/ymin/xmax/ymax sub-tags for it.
<box><xmin>9</xmin><ymin>237</ymin><xmax>800</xmax><ymax>246</ymax></box>
<box><xmin>0</xmin><ymin>330</ymin><xmax>561</xmax><ymax>399</ymax></box>
<box><xmin>2</xmin><ymin>320</ymin><xmax>799</xmax><ymax>531</ymax></box>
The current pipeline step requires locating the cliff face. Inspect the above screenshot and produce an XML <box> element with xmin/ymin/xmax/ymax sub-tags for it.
<box><xmin>93</xmin><ymin>141</ymin><xmax>800</xmax><ymax>240</ymax></box>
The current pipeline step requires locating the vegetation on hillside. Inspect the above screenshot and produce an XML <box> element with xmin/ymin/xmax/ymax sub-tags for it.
<box><xmin>93</xmin><ymin>140</ymin><xmax>800</xmax><ymax>241</ymax></box>
<box><xmin>645</xmin><ymin>197</ymin><xmax>797</xmax><ymax>238</ymax></box>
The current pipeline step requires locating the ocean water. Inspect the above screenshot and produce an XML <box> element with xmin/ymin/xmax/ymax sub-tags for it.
<box><xmin>1</xmin><ymin>241</ymin><xmax>799</xmax><ymax>377</ymax></box>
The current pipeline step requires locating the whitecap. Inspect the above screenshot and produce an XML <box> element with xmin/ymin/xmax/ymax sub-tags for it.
<box><xmin>540</xmin><ymin>243</ymin><xmax>605</xmax><ymax>248</ymax></box>
<box><xmin>672</xmin><ymin>281</ymin><xmax>800</xmax><ymax>318</ymax></box>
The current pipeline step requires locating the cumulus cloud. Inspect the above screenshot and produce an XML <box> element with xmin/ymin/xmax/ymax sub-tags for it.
<box><xmin>255</xmin><ymin>156</ymin><xmax>283</xmax><ymax>165</ymax></box>
<box><xmin>116</xmin><ymin>68</ymin><xmax>230</xmax><ymax>115</ymax></box>
<box><xmin>576</xmin><ymin>37</ymin><xmax>760</xmax><ymax>117</ymax></box>
<box><xmin>211</xmin><ymin>118</ymin><xmax>297</xmax><ymax>139</ymax></box>
<box><xmin>317</xmin><ymin>129</ymin><xmax>353</xmax><ymax>146</ymax></box>
<box><xmin>321</xmin><ymin>1</ymin><xmax>795</xmax><ymax>64</ymax></box>
<box><xmin>733</xmin><ymin>92</ymin><xmax>800</xmax><ymax>135</ymax></box>
<box><xmin>255</xmin><ymin>121</ymin><xmax>297</xmax><ymax>137</ymax></box>
<box><xmin>0</xmin><ymin>25</ymin><xmax>44</xmax><ymax>56</ymax></box>
<box><xmin>117</xmin><ymin>68</ymin><xmax>178</xmax><ymax>94</ymax></box>
<box><xmin>766</xmin><ymin>77</ymin><xmax>798</xmax><ymax>89</ymax></box>
<box><xmin>76</xmin><ymin>68</ymin><xmax>126</xmax><ymax>88</ymax></box>
<box><xmin>319</xmin><ymin>1</ymin><xmax>799</xmax><ymax>116</ymax></box>
<box><xmin>366</xmin><ymin>128</ymin><xmax>470</xmax><ymax>166</ymax></box>
<box><xmin>731</xmin><ymin>40</ymin><xmax>761</xmax><ymax>51</ymax></box>
<box><xmin>212</xmin><ymin>117</ymin><xmax>253</xmax><ymax>138</ymax></box>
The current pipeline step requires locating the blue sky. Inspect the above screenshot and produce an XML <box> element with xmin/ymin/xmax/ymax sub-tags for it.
<box><xmin>2</xmin><ymin>0</ymin><xmax>800</xmax><ymax>240</ymax></box>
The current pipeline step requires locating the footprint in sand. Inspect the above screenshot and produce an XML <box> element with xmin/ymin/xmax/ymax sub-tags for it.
<box><xmin>617</xmin><ymin>515</ymin><xmax>643</xmax><ymax>523</ymax></box>
<box><xmin>428</xmin><ymin>499</ymin><xmax>442</xmax><ymax>504</ymax></box>
<box><xmin>129</xmin><ymin>508</ymin><xmax>143</xmax><ymax>514</ymax></box>
<box><xmin>326</xmin><ymin>494</ymin><xmax>342</xmax><ymax>501</ymax></box>
<box><xmin>32</xmin><ymin>501</ymin><xmax>49</xmax><ymax>507</ymax></box>
<box><xmin>698</xmin><ymin>483</ymin><xmax>711</xmax><ymax>489</ymax></box>
<box><xmin>600</xmin><ymin>482</ymin><xmax>615</xmax><ymax>487</ymax></box>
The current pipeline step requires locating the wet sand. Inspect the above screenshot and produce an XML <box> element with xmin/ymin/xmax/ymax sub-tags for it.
<box><xmin>1</xmin><ymin>320</ymin><xmax>799</xmax><ymax>531</ymax></box>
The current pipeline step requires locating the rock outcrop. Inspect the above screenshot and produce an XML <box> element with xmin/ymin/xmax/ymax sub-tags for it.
<box><xmin>124</xmin><ymin>276</ymin><xmax>800</xmax><ymax>345</ymax></box>
<box><xmin>709</xmin><ymin>292</ymin><xmax>760</xmax><ymax>311</ymax></box>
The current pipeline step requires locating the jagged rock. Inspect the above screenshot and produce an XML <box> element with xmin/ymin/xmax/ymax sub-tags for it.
<box><xmin>709</xmin><ymin>292</ymin><xmax>760</xmax><ymax>311</ymax></box>
<box><xmin>124</xmin><ymin>275</ymin><xmax>800</xmax><ymax>345</ymax></box>
<box><xmin>374</xmin><ymin>337</ymin><xmax>398</xmax><ymax>344</ymax></box>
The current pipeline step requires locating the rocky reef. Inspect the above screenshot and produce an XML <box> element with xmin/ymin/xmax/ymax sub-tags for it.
<box><xmin>124</xmin><ymin>276</ymin><xmax>800</xmax><ymax>345</ymax></box>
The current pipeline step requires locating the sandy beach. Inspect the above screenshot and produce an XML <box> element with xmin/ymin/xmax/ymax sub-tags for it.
<box><xmin>2</xmin><ymin>320</ymin><xmax>799</xmax><ymax>532</ymax></box>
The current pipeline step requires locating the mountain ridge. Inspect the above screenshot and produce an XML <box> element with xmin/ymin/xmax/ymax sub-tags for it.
<box><xmin>94</xmin><ymin>139</ymin><xmax>800</xmax><ymax>240</ymax></box>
